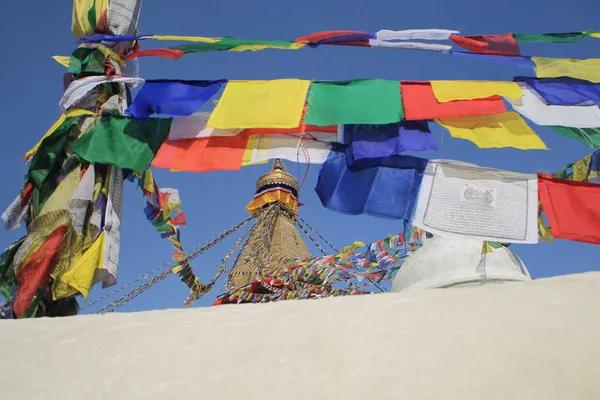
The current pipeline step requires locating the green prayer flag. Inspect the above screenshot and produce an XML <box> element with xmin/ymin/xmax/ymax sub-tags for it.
<box><xmin>68</xmin><ymin>48</ymin><xmax>106</xmax><ymax>74</ymax></box>
<box><xmin>513</xmin><ymin>31</ymin><xmax>592</xmax><ymax>44</ymax></box>
<box><xmin>550</xmin><ymin>126</ymin><xmax>600</xmax><ymax>149</ymax></box>
<box><xmin>71</xmin><ymin>116</ymin><xmax>172</xmax><ymax>175</ymax></box>
<box><xmin>0</xmin><ymin>237</ymin><xmax>25</xmax><ymax>301</ymax></box>
<box><xmin>174</xmin><ymin>36</ymin><xmax>297</xmax><ymax>53</ymax></box>
<box><xmin>27</xmin><ymin>116</ymin><xmax>84</xmax><ymax>216</ymax></box>
<box><xmin>305</xmin><ymin>79</ymin><xmax>403</xmax><ymax>126</ymax></box>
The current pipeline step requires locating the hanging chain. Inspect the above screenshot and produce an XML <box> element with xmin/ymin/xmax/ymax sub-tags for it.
<box><xmin>296</xmin><ymin>219</ymin><xmax>328</xmax><ymax>256</ymax></box>
<box><xmin>297</xmin><ymin>215</ymin><xmax>338</xmax><ymax>252</ymax></box>
<box><xmin>92</xmin><ymin>214</ymin><xmax>256</xmax><ymax>313</ymax></box>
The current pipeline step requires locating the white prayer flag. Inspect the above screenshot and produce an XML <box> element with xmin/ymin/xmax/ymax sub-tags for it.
<box><xmin>412</xmin><ymin>160</ymin><xmax>539</xmax><ymax>244</ymax></box>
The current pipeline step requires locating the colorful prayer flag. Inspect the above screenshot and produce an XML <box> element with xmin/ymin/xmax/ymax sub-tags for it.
<box><xmin>550</xmin><ymin>127</ymin><xmax>600</xmax><ymax>149</ymax></box>
<box><xmin>436</xmin><ymin>112</ymin><xmax>547</xmax><ymax>150</ymax></box>
<box><xmin>532</xmin><ymin>57</ymin><xmax>600</xmax><ymax>83</ymax></box>
<box><xmin>538</xmin><ymin>173</ymin><xmax>600</xmax><ymax>245</ymax></box>
<box><xmin>305</xmin><ymin>80</ymin><xmax>403</xmax><ymax>126</ymax></box>
<box><xmin>126</xmin><ymin>80</ymin><xmax>226</xmax><ymax>119</ymax></box>
<box><xmin>401</xmin><ymin>81</ymin><xmax>506</xmax><ymax>120</ymax></box>
<box><xmin>449</xmin><ymin>34</ymin><xmax>521</xmax><ymax>56</ymax></box>
<box><xmin>315</xmin><ymin>149</ymin><xmax>425</xmax><ymax>220</ymax></box>
<box><xmin>514</xmin><ymin>77</ymin><xmax>600</xmax><ymax>106</ymax></box>
<box><xmin>207</xmin><ymin>80</ymin><xmax>309</xmax><ymax>129</ymax></box>
<box><xmin>430</xmin><ymin>80</ymin><xmax>523</xmax><ymax>102</ymax></box>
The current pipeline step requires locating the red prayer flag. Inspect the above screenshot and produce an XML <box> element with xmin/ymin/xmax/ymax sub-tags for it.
<box><xmin>296</xmin><ymin>30</ymin><xmax>371</xmax><ymax>47</ymax></box>
<box><xmin>152</xmin><ymin>131</ymin><xmax>250</xmax><ymax>172</ymax></box>
<box><xmin>13</xmin><ymin>226</ymin><xmax>68</xmax><ymax>318</ymax></box>
<box><xmin>400</xmin><ymin>81</ymin><xmax>506</xmax><ymax>120</ymax></box>
<box><xmin>450</xmin><ymin>34</ymin><xmax>521</xmax><ymax>56</ymax></box>
<box><xmin>170</xmin><ymin>212</ymin><xmax>187</xmax><ymax>226</ymax></box>
<box><xmin>122</xmin><ymin>48</ymin><xmax>186</xmax><ymax>61</ymax></box>
<box><xmin>538</xmin><ymin>173</ymin><xmax>600</xmax><ymax>245</ymax></box>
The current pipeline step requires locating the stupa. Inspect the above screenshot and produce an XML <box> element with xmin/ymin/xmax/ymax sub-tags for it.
<box><xmin>391</xmin><ymin>234</ymin><xmax>531</xmax><ymax>292</ymax></box>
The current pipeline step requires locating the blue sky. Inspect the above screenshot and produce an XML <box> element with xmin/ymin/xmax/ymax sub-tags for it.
<box><xmin>1</xmin><ymin>0</ymin><xmax>599</xmax><ymax>313</ymax></box>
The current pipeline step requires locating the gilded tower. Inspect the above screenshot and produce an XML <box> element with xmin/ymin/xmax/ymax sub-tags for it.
<box><xmin>228</xmin><ymin>159</ymin><xmax>311</xmax><ymax>289</ymax></box>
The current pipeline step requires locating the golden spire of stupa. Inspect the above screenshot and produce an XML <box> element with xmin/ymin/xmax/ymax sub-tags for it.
<box><xmin>228</xmin><ymin>159</ymin><xmax>311</xmax><ymax>289</ymax></box>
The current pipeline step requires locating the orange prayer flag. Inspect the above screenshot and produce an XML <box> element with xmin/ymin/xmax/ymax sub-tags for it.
<box><xmin>152</xmin><ymin>131</ymin><xmax>250</xmax><ymax>172</ymax></box>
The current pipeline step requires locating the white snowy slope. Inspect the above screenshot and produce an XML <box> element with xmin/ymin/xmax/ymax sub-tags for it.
<box><xmin>1</xmin><ymin>272</ymin><xmax>599</xmax><ymax>400</ymax></box>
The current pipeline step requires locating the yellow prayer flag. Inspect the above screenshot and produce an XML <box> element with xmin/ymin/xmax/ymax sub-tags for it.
<box><xmin>591</xmin><ymin>32</ymin><xmax>600</xmax><ymax>39</ymax></box>
<box><xmin>430</xmin><ymin>81</ymin><xmax>523</xmax><ymax>102</ymax></box>
<box><xmin>71</xmin><ymin>0</ymin><xmax>108</xmax><ymax>39</ymax></box>
<box><xmin>61</xmin><ymin>232</ymin><xmax>105</xmax><ymax>300</ymax></box>
<box><xmin>229</xmin><ymin>42</ymin><xmax>306</xmax><ymax>52</ymax></box>
<box><xmin>436</xmin><ymin>112</ymin><xmax>547</xmax><ymax>150</ymax></box>
<box><xmin>52</xmin><ymin>56</ymin><xmax>71</xmax><ymax>68</ymax></box>
<box><xmin>572</xmin><ymin>155</ymin><xmax>592</xmax><ymax>181</ymax></box>
<box><xmin>481</xmin><ymin>242</ymin><xmax>494</xmax><ymax>254</ymax></box>
<box><xmin>25</xmin><ymin>110</ymin><xmax>96</xmax><ymax>159</ymax></box>
<box><xmin>532</xmin><ymin>57</ymin><xmax>600</xmax><ymax>83</ymax></box>
<box><xmin>207</xmin><ymin>79</ymin><xmax>310</xmax><ymax>129</ymax></box>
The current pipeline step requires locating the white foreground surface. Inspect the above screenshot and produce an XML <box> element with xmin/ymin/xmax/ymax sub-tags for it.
<box><xmin>1</xmin><ymin>272</ymin><xmax>600</xmax><ymax>400</ymax></box>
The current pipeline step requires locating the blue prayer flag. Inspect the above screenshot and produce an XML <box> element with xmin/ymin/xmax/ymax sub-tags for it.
<box><xmin>514</xmin><ymin>76</ymin><xmax>600</xmax><ymax>105</ymax></box>
<box><xmin>315</xmin><ymin>149</ymin><xmax>426</xmax><ymax>220</ymax></box>
<box><xmin>126</xmin><ymin>80</ymin><xmax>226</xmax><ymax>119</ymax></box>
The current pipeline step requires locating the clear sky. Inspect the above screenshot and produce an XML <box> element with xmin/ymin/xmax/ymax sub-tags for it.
<box><xmin>1</xmin><ymin>0</ymin><xmax>599</xmax><ymax>314</ymax></box>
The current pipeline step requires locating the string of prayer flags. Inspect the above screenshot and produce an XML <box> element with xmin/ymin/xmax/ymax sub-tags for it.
<box><xmin>343</xmin><ymin>121</ymin><xmax>437</xmax><ymax>163</ymax></box>
<box><xmin>315</xmin><ymin>148</ymin><xmax>425</xmax><ymax>220</ymax></box>
<box><xmin>514</xmin><ymin>77</ymin><xmax>600</xmax><ymax>106</ymax></box>
<box><xmin>125</xmin><ymin>80</ymin><xmax>226</xmax><ymax>119</ymax></box>
<box><xmin>139</xmin><ymin>169</ymin><xmax>204</xmax><ymax>304</ymax></box>
<box><xmin>0</xmin><ymin>237</ymin><xmax>25</xmax><ymax>301</ymax></box>
<box><xmin>207</xmin><ymin>79</ymin><xmax>310</xmax><ymax>129</ymax></box>
<box><xmin>401</xmin><ymin>81</ymin><xmax>506</xmax><ymax>120</ymax></box>
<box><xmin>436</xmin><ymin>112</ymin><xmax>547</xmax><ymax>150</ymax></box>
<box><xmin>71</xmin><ymin>116</ymin><xmax>172</xmax><ymax>175</ymax></box>
<box><xmin>538</xmin><ymin>173</ymin><xmax>600</xmax><ymax>245</ymax></box>
<box><xmin>508</xmin><ymin>84</ymin><xmax>600</xmax><ymax>127</ymax></box>
<box><xmin>550</xmin><ymin>127</ymin><xmax>600</xmax><ymax>149</ymax></box>
<box><xmin>430</xmin><ymin>80</ymin><xmax>523</xmax><ymax>102</ymax></box>
<box><xmin>305</xmin><ymin>79</ymin><xmax>403</xmax><ymax>126</ymax></box>
<box><xmin>450</xmin><ymin>34</ymin><xmax>522</xmax><ymax>56</ymax></box>
<box><xmin>412</xmin><ymin>160</ymin><xmax>539</xmax><ymax>244</ymax></box>
<box><xmin>532</xmin><ymin>57</ymin><xmax>600</xmax><ymax>83</ymax></box>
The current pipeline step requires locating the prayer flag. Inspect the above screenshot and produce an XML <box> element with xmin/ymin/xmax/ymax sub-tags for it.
<box><xmin>412</xmin><ymin>160</ymin><xmax>539</xmax><ymax>244</ymax></box>
<box><xmin>401</xmin><ymin>81</ymin><xmax>506</xmax><ymax>120</ymax></box>
<box><xmin>430</xmin><ymin>80</ymin><xmax>523</xmax><ymax>102</ymax></box>
<box><xmin>72</xmin><ymin>0</ymin><xmax>108</xmax><ymax>39</ymax></box>
<box><xmin>532</xmin><ymin>57</ymin><xmax>600</xmax><ymax>83</ymax></box>
<box><xmin>152</xmin><ymin>132</ymin><xmax>250</xmax><ymax>172</ymax></box>
<box><xmin>514</xmin><ymin>77</ymin><xmax>600</xmax><ymax>106</ymax></box>
<box><xmin>243</xmin><ymin>132</ymin><xmax>337</xmax><ymax>165</ymax></box>
<box><xmin>550</xmin><ymin>127</ymin><xmax>600</xmax><ymax>149</ymax></box>
<box><xmin>296</xmin><ymin>31</ymin><xmax>373</xmax><ymax>47</ymax></box>
<box><xmin>126</xmin><ymin>80</ymin><xmax>226</xmax><ymax>119</ymax></box>
<box><xmin>449</xmin><ymin>34</ymin><xmax>521</xmax><ymax>56</ymax></box>
<box><xmin>449</xmin><ymin>51</ymin><xmax>535</xmax><ymax>70</ymax></box>
<box><xmin>305</xmin><ymin>80</ymin><xmax>403</xmax><ymax>126</ymax></box>
<box><xmin>315</xmin><ymin>149</ymin><xmax>425</xmax><ymax>220</ymax></box>
<box><xmin>343</xmin><ymin>121</ymin><xmax>437</xmax><ymax>163</ymax></box>
<box><xmin>508</xmin><ymin>84</ymin><xmax>600</xmax><ymax>127</ymax></box>
<box><xmin>538</xmin><ymin>173</ymin><xmax>600</xmax><ymax>245</ymax></box>
<box><xmin>513</xmin><ymin>31</ymin><xmax>594</xmax><ymax>44</ymax></box>
<box><xmin>436</xmin><ymin>112</ymin><xmax>547</xmax><ymax>150</ymax></box>
<box><xmin>71</xmin><ymin>117</ymin><xmax>172</xmax><ymax>175</ymax></box>
<box><xmin>207</xmin><ymin>80</ymin><xmax>309</xmax><ymax>129</ymax></box>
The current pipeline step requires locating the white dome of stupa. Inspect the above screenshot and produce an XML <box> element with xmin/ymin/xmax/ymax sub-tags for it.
<box><xmin>391</xmin><ymin>235</ymin><xmax>531</xmax><ymax>292</ymax></box>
